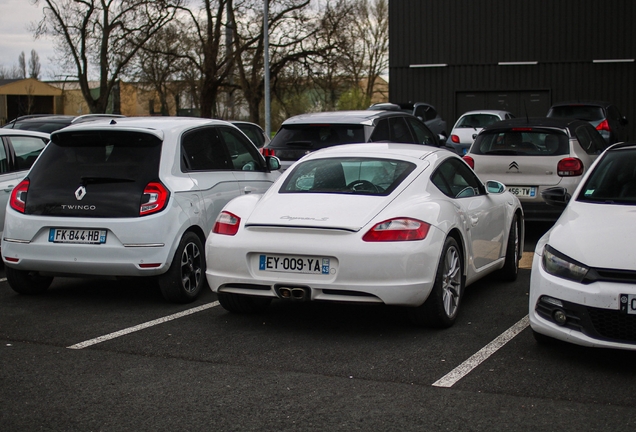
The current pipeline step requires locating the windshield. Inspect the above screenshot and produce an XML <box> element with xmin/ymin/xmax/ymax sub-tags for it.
<box><xmin>472</xmin><ymin>130</ymin><xmax>569</xmax><ymax>156</ymax></box>
<box><xmin>280</xmin><ymin>157</ymin><xmax>416</xmax><ymax>196</ymax></box>
<box><xmin>577</xmin><ymin>148</ymin><xmax>636</xmax><ymax>205</ymax></box>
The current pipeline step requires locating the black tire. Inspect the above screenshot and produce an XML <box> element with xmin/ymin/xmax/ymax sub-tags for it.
<box><xmin>6</xmin><ymin>267</ymin><xmax>53</xmax><ymax>295</ymax></box>
<box><xmin>408</xmin><ymin>236</ymin><xmax>464</xmax><ymax>328</ymax></box>
<box><xmin>217</xmin><ymin>292</ymin><xmax>272</xmax><ymax>313</ymax></box>
<box><xmin>158</xmin><ymin>232</ymin><xmax>206</xmax><ymax>303</ymax></box>
<box><xmin>498</xmin><ymin>214</ymin><xmax>520</xmax><ymax>281</ymax></box>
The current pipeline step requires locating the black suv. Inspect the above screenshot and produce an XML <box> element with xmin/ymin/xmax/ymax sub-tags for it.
<box><xmin>547</xmin><ymin>101</ymin><xmax>628</xmax><ymax>144</ymax></box>
<box><xmin>368</xmin><ymin>102</ymin><xmax>448</xmax><ymax>143</ymax></box>
<box><xmin>264</xmin><ymin>110</ymin><xmax>440</xmax><ymax>170</ymax></box>
<box><xmin>4</xmin><ymin>114</ymin><xmax>125</xmax><ymax>133</ymax></box>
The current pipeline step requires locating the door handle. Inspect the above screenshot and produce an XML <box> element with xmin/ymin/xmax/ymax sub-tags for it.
<box><xmin>243</xmin><ymin>186</ymin><xmax>256</xmax><ymax>194</ymax></box>
<box><xmin>469</xmin><ymin>216</ymin><xmax>479</xmax><ymax>227</ymax></box>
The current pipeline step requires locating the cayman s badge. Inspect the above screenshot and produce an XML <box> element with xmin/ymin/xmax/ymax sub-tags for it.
<box><xmin>75</xmin><ymin>185</ymin><xmax>87</xmax><ymax>200</ymax></box>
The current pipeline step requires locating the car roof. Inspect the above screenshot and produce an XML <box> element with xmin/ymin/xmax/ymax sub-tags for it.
<box><xmin>51</xmin><ymin>116</ymin><xmax>239</xmax><ymax>141</ymax></box>
<box><xmin>549</xmin><ymin>100</ymin><xmax>613</xmax><ymax>108</ymax></box>
<box><xmin>304</xmin><ymin>142</ymin><xmax>443</xmax><ymax>161</ymax></box>
<box><xmin>281</xmin><ymin>110</ymin><xmax>412</xmax><ymax>125</ymax></box>
<box><xmin>458</xmin><ymin>110</ymin><xmax>512</xmax><ymax>117</ymax></box>
<box><xmin>0</xmin><ymin>128</ymin><xmax>50</xmax><ymax>139</ymax></box>
<box><xmin>479</xmin><ymin>117</ymin><xmax>588</xmax><ymax>132</ymax></box>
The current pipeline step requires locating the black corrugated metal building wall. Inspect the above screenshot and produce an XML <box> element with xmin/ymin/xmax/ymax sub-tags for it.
<box><xmin>389</xmin><ymin>0</ymin><xmax>635</xmax><ymax>138</ymax></box>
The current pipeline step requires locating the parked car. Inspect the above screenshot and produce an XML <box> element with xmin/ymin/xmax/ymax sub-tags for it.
<box><xmin>0</xmin><ymin>128</ymin><xmax>49</xmax><ymax>241</ymax></box>
<box><xmin>205</xmin><ymin>143</ymin><xmax>524</xmax><ymax>328</ymax></box>
<box><xmin>368</xmin><ymin>102</ymin><xmax>448</xmax><ymax>143</ymax></box>
<box><xmin>529</xmin><ymin>142</ymin><xmax>636</xmax><ymax>350</ymax></box>
<box><xmin>263</xmin><ymin>110</ymin><xmax>440</xmax><ymax>170</ymax></box>
<box><xmin>447</xmin><ymin>110</ymin><xmax>515</xmax><ymax>155</ymax></box>
<box><xmin>1</xmin><ymin>117</ymin><xmax>281</xmax><ymax>303</ymax></box>
<box><xmin>230</xmin><ymin>121</ymin><xmax>270</xmax><ymax>148</ymax></box>
<box><xmin>463</xmin><ymin>117</ymin><xmax>608</xmax><ymax>221</ymax></box>
<box><xmin>4</xmin><ymin>114</ymin><xmax>126</xmax><ymax>133</ymax></box>
<box><xmin>547</xmin><ymin>101</ymin><xmax>628</xmax><ymax>144</ymax></box>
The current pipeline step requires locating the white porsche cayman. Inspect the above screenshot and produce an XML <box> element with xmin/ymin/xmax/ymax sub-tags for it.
<box><xmin>205</xmin><ymin>143</ymin><xmax>524</xmax><ymax>327</ymax></box>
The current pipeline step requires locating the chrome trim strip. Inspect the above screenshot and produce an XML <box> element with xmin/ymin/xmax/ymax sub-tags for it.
<box><xmin>3</xmin><ymin>238</ymin><xmax>30</xmax><ymax>244</ymax></box>
<box><xmin>123</xmin><ymin>243</ymin><xmax>165</xmax><ymax>248</ymax></box>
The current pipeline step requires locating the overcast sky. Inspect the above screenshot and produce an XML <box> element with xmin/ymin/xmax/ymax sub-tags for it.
<box><xmin>1</xmin><ymin>0</ymin><xmax>56</xmax><ymax>79</ymax></box>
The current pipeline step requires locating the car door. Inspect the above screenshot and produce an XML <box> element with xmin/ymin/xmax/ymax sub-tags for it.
<box><xmin>432</xmin><ymin>158</ymin><xmax>506</xmax><ymax>270</ymax></box>
<box><xmin>217</xmin><ymin>126</ymin><xmax>280</xmax><ymax>195</ymax></box>
<box><xmin>180</xmin><ymin>126</ymin><xmax>243</xmax><ymax>232</ymax></box>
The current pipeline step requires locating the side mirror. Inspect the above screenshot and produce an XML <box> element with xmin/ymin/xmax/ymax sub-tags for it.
<box><xmin>266</xmin><ymin>155</ymin><xmax>281</xmax><ymax>171</ymax></box>
<box><xmin>438</xmin><ymin>134</ymin><xmax>447</xmax><ymax>145</ymax></box>
<box><xmin>485</xmin><ymin>180</ymin><xmax>505</xmax><ymax>194</ymax></box>
<box><xmin>541</xmin><ymin>187</ymin><xmax>570</xmax><ymax>207</ymax></box>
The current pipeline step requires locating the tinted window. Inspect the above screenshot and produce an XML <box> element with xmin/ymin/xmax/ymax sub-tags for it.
<box><xmin>218</xmin><ymin>126</ymin><xmax>264</xmax><ymax>171</ymax></box>
<box><xmin>431</xmin><ymin>158</ymin><xmax>483</xmax><ymax>198</ymax></box>
<box><xmin>406</xmin><ymin>117</ymin><xmax>437</xmax><ymax>146</ymax></box>
<box><xmin>13</xmin><ymin>121</ymin><xmax>72</xmax><ymax>133</ymax></box>
<box><xmin>457</xmin><ymin>114</ymin><xmax>501</xmax><ymax>128</ymax></box>
<box><xmin>549</xmin><ymin>105</ymin><xmax>604</xmax><ymax>122</ymax></box>
<box><xmin>281</xmin><ymin>157</ymin><xmax>416</xmax><ymax>196</ymax></box>
<box><xmin>370</xmin><ymin>119</ymin><xmax>390</xmax><ymax>141</ymax></box>
<box><xmin>27</xmin><ymin>131</ymin><xmax>162</xmax><ymax>217</ymax></box>
<box><xmin>181</xmin><ymin>127</ymin><xmax>232</xmax><ymax>171</ymax></box>
<box><xmin>472</xmin><ymin>130</ymin><xmax>569</xmax><ymax>156</ymax></box>
<box><xmin>389</xmin><ymin>117</ymin><xmax>414</xmax><ymax>143</ymax></box>
<box><xmin>235</xmin><ymin>123</ymin><xmax>265</xmax><ymax>148</ymax></box>
<box><xmin>0</xmin><ymin>141</ymin><xmax>8</xmax><ymax>174</ymax></box>
<box><xmin>575</xmin><ymin>124</ymin><xmax>606</xmax><ymax>155</ymax></box>
<box><xmin>577</xmin><ymin>149</ymin><xmax>636</xmax><ymax>204</ymax></box>
<box><xmin>7</xmin><ymin>136</ymin><xmax>48</xmax><ymax>171</ymax></box>
<box><xmin>268</xmin><ymin>124</ymin><xmax>365</xmax><ymax>150</ymax></box>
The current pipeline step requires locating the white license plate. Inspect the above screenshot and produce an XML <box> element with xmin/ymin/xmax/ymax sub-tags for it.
<box><xmin>259</xmin><ymin>254</ymin><xmax>331</xmax><ymax>274</ymax></box>
<box><xmin>620</xmin><ymin>294</ymin><xmax>636</xmax><ymax>315</ymax></box>
<box><xmin>507</xmin><ymin>186</ymin><xmax>537</xmax><ymax>198</ymax></box>
<box><xmin>48</xmin><ymin>228</ymin><xmax>107</xmax><ymax>244</ymax></box>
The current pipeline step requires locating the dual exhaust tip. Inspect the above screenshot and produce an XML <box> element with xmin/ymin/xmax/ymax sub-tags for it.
<box><xmin>276</xmin><ymin>286</ymin><xmax>309</xmax><ymax>301</ymax></box>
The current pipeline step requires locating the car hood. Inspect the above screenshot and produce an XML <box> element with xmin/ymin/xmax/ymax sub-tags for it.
<box><xmin>547</xmin><ymin>202</ymin><xmax>636</xmax><ymax>269</ymax></box>
<box><xmin>245</xmin><ymin>192</ymin><xmax>395</xmax><ymax>232</ymax></box>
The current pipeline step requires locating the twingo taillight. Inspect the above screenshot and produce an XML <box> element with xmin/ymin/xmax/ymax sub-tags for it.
<box><xmin>140</xmin><ymin>182</ymin><xmax>169</xmax><ymax>216</ymax></box>
<box><xmin>596</xmin><ymin>119</ymin><xmax>611</xmax><ymax>132</ymax></box>
<box><xmin>463</xmin><ymin>155</ymin><xmax>475</xmax><ymax>169</ymax></box>
<box><xmin>213</xmin><ymin>211</ymin><xmax>241</xmax><ymax>236</ymax></box>
<box><xmin>10</xmin><ymin>179</ymin><xmax>29</xmax><ymax>213</ymax></box>
<box><xmin>557</xmin><ymin>157</ymin><xmax>584</xmax><ymax>177</ymax></box>
<box><xmin>451</xmin><ymin>134</ymin><xmax>460</xmax><ymax>143</ymax></box>
<box><xmin>362</xmin><ymin>218</ymin><xmax>430</xmax><ymax>242</ymax></box>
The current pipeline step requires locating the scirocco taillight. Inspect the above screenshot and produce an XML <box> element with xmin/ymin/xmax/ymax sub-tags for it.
<box><xmin>596</xmin><ymin>119</ymin><xmax>611</xmax><ymax>132</ymax></box>
<box><xmin>10</xmin><ymin>179</ymin><xmax>30</xmax><ymax>213</ymax></box>
<box><xmin>140</xmin><ymin>182</ymin><xmax>169</xmax><ymax>216</ymax></box>
<box><xmin>213</xmin><ymin>211</ymin><xmax>241</xmax><ymax>236</ymax></box>
<box><xmin>557</xmin><ymin>158</ymin><xmax>584</xmax><ymax>177</ymax></box>
<box><xmin>362</xmin><ymin>218</ymin><xmax>430</xmax><ymax>242</ymax></box>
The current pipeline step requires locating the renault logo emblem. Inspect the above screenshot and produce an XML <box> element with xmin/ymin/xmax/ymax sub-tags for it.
<box><xmin>508</xmin><ymin>161</ymin><xmax>520</xmax><ymax>171</ymax></box>
<box><xmin>75</xmin><ymin>186</ymin><xmax>87</xmax><ymax>200</ymax></box>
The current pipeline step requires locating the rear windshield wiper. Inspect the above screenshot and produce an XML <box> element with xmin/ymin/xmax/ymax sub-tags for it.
<box><xmin>80</xmin><ymin>176</ymin><xmax>135</xmax><ymax>185</ymax></box>
<box><xmin>484</xmin><ymin>150</ymin><xmax>521</xmax><ymax>155</ymax></box>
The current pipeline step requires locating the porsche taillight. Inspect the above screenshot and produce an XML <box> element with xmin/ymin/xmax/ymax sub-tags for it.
<box><xmin>557</xmin><ymin>158</ymin><xmax>583</xmax><ymax>177</ymax></box>
<box><xmin>213</xmin><ymin>211</ymin><xmax>241</xmax><ymax>236</ymax></box>
<box><xmin>140</xmin><ymin>182</ymin><xmax>169</xmax><ymax>216</ymax></box>
<box><xmin>463</xmin><ymin>155</ymin><xmax>475</xmax><ymax>169</ymax></box>
<box><xmin>10</xmin><ymin>179</ymin><xmax>29</xmax><ymax>213</ymax></box>
<box><xmin>362</xmin><ymin>218</ymin><xmax>430</xmax><ymax>242</ymax></box>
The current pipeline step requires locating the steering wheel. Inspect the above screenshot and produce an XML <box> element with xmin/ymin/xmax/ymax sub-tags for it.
<box><xmin>347</xmin><ymin>180</ymin><xmax>379</xmax><ymax>193</ymax></box>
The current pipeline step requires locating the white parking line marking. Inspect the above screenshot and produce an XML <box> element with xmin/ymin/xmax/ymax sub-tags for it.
<box><xmin>67</xmin><ymin>301</ymin><xmax>220</xmax><ymax>350</ymax></box>
<box><xmin>432</xmin><ymin>315</ymin><xmax>529</xmax><ymax>388</ymax></box>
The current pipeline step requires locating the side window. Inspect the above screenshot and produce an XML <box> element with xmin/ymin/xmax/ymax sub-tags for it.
<box><xmin>431</xmin><ymin>158</ymin><xmax>483</xmax><ymax>198</ymax></box>
<box><xmin>181</xmin><ymin>127</ymin><xmax>232</xmax><ymax>171</ymax></box>
<box><xmin>218</xmin><ymin>127</ymin><xmax>264</xmax><ymax>171</ymax></box>
<box><xmin>575</xmin><ymin>125</ymin><xmax>606</xmax><ymax>155</ymax></box>
<box><xmin>389</xmin><ymin>117</ymin><xmax>414</xmax><ymax>143</ymax></box>
<box><xmin>0</xmin><ymin>140</ymin><xmax>8</xmax><ymax>174</ymax></box>
<box><xmin>406</xmin><ymin>117</ymin><xmax>437</xmax><ymax>146</ymax></box>
<box><xmin>370</xmin><ymin>119</ymin><xmax>390</xmax><ymax>142</ymax></box>
<box><xmin>7</xmin><ymin>136</ymin><xmax>47</xmax><ymax>171</ymax></box>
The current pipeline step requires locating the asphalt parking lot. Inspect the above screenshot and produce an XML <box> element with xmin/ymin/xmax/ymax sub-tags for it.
<box><xmin>1</xmin><ymin>222</ymin><xmax>635</xmax><ymax>431</ymax></box>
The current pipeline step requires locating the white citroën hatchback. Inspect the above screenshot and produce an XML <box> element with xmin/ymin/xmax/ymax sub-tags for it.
<box><xmin>1</xmin><ymin>117</ymin><xmax>281</xmax><ymax>303</ymax></box>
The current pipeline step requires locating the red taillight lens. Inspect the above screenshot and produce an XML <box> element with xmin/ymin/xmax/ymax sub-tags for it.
<box><xmin>596</xmin><ymin>119</ymin><xmax>610</xmax><ymax>132</ymax></box>
<box><xmin>10</xmin><ymin>179</ymin><xmax>29</xmax><ymax>213</ymax></box>
<box><xmin>362</xmin><ymin>218</ymin><xmax>430</xmax><ymax>242</ymax></box>
<box><xmin>260</xmin><ymin>147</ymin><xmax>275</xmax><ymax>156</ymax></box>
<box><xmin>140</xmin><ymin>182</ymin><xmax>169</xmax><ymax>216</ymax></box>
<box><xmin>451</xmin><ymin>134</ymin><xmax>460</xmax><ymax>143</ymax></box>
<box><xmin>463</xmin><ymin>155</ymin><xmax>475</xmax><ymax>169</ymax></box>
<box><xmin>213</xmin><ymin>211</ymin><xmax>241</xmax><ymax>236</ymax></box>
<box><xmin>557</xmin><ymin>158</ymin><xmax>584</xmax><ymax>176</ymax></box>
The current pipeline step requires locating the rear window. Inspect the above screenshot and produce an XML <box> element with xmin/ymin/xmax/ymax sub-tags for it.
<box><xmin>26</xmin><ymin>131</ymin><xmax>162</xmax><ymax>217</ymax></box>
<box><xmin>268</xmin><ymin>124</ymin><xmax>365</xmax><ymax>150</ymax></box>
<box><xmin>471</xmin><ymin>130</ymin><xmax>569</xmax><ymax>156</ymax></box>
<box><xmin>456</xmin><ymin>114</ymin><xmax>501</xmax><ymax>128</ymax></box>
<box><xmin>549</xmin><ymin>105</ymin><xmax>605</xmax><ymax>122</ymax></box>
<box><xmin>577</xmin><ymin>148</ymin><xmax>636</xmax><ymax>205</ymax></box>
<box><xmin>280</xmin><ymin>157</ymin><xmax>416</xmax><ymax>196</ymax></box>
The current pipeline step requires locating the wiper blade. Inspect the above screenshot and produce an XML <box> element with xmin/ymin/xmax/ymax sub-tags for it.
<box><xmin>484</xmin><ymin>150</ymin><xmax>520</xmax><ymax>155</ymax></box>
<box><xmin>80</xmin><ymin>176</ymin><xmax>135</xmax><ymax>185</ymax></box>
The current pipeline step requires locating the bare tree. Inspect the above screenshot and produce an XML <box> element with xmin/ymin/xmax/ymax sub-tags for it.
<box><xmin>29</xmin><ymin>50</ymin><xmax>41</xmax><ymax>79</ymax></box>
<box><xmin>18</xmin><ymin>52</ymin><xmax>27</xmax><ymax>79</ymax></box>
<box><xmin>33</xmin><ymin>0</ymin><xmax>182</xmax><ymax>113</ymax></box>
